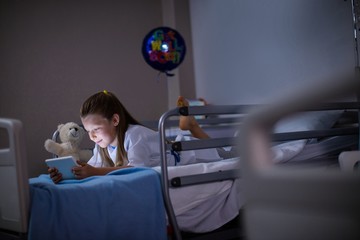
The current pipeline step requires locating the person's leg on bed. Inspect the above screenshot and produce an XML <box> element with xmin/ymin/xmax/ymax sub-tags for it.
<box><xmin>177</xmin><ymin>96</ymin><xmax>210</xmax><ymax>139</ymax></box>
<box><xmin>177</xmin><ymin>96</ymin><xmax>240</xmax><ymax>158</ymax></box>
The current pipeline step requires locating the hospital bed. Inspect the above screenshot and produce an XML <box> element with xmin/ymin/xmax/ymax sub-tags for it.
<box><xmin>1</xmin><ymin>107</ymin><xmax>357</xmax><ymax>240</ymax></box>
<box><xmin>1</xmin><ymin>104</ymin><xmax>358</xmax><ymax>240</ymax></box>
<box><xmin>157</xmin><ymin>109</ymin><xmax>359</xmax><ymax>239</ymax></box>
<box><xmin>157</xmin><ymin>77</ymin><xmax>360</xmax><ymax>239</ymax></box>
<box><xmin>1</xmin><ymin>78</ymin><xmax>359</xmax><ymax>240</ymax></box>
<box><xmin>0</xmin><ymin>119</ymin><xmax>168</xmax><ymax>240</ymax></box>
<box><xmin>1</xmin><ymin>105</ymin><xmax>358</xmax><ymax>240</ymax></box>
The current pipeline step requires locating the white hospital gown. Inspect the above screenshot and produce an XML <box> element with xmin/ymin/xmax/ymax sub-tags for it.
<box><xmin>87</xmin><ymin>124</ymin><xmax>222</xmax><ymax>167</ymax></box>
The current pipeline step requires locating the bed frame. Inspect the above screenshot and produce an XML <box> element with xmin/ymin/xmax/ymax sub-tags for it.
<box><xmin>0</xmin><ymin>118</ymin><xmax>29</xmax><ymax>240</ymax></box>
<box><xmin>239</xmin><ymin>76</ymin><xmax>360</xmax><ymax>240</ymax></box>
<box><xmin>159</xmin><ymin>100</ymin><xmax>359</xmax><ymax>240</ymax></box>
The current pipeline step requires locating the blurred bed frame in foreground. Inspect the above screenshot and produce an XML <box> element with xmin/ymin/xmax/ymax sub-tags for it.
<box><xmin>239</xmin><ymin>74</ymin><xmax>360</xmax><ymax>240</ymax></box>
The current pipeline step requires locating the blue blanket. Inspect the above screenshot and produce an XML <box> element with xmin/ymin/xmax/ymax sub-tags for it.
<box><xmin>28</xmin><ymin>168</ymin><xmax>167</xmax><ymax>240</ymax></box>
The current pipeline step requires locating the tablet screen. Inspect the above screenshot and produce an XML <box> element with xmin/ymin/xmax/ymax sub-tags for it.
<box><xmin>45</xmin><ymin>156</ymin><xmax>79</xmax><ymax>180</ymax></box>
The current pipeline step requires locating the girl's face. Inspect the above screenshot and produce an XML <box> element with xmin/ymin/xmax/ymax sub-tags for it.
<box><xmin>81</xmin><ymin>113</ymin><xmax>119</xmax><ymax>148</ymax></box>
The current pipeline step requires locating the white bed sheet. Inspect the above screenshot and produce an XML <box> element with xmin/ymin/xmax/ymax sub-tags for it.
<box><xmin>271</xmin><ymin>110</ymin><xmax>343</xmax><ymax>163</ymax></box>
<box><xmin>155</xmin><ymin>110</ymin><xmax>343</xmax><ymax>232</ymax></box>
<box><xmin>153</xmin><ymin>158</ymin><xmax>242</xmax><ymax>233</ymax></box>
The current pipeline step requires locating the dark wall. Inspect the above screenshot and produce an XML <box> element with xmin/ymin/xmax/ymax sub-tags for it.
<box><xmin>0</xmin><ymin>0</ymin><xmax>195</xmax><ymax>177</ymax></box>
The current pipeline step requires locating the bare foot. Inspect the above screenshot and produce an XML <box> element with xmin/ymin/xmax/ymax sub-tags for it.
<box><xmin>177</xmin><ymin>96</ymin><xmax>198</xmax><ymax>131</ymax></box>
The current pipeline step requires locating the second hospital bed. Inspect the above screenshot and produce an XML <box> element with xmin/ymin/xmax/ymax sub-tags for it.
<box><xmin>157</xmin><ymin>77</ymin><xmax>360</xmax><ymax>239</ymax></box>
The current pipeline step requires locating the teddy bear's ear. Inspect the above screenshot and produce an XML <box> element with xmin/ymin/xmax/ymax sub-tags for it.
<box><xmin>57</xmin><ymin>124</ymin><xmax>64</xmax><ymax>130</ymax></box>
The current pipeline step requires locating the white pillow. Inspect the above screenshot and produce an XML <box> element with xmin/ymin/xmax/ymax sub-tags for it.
<box><xmin>273</xmin><ymin>110</ymin><xmax>343</xmax><ymax>133</ymax></box>
<box><xmin>271</xmin><ymin>110</ymin><xmax>343</xmax><ymax>163</ymax></box>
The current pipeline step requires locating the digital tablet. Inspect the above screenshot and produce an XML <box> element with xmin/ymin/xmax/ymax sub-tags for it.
<box><xmin>45</xmin><ymin>156</ymin><xmax>79</xmax><ymax>179</ymax></box>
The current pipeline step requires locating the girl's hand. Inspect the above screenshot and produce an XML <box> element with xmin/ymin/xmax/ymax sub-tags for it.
<box><xmin>72</xmin><ymin>161</ymin><xmax>95</xmax><ymax>179</ymax></box>
<box><xmin>48</xmin><ymin>167</ymin><xmax>63</xmax><ymax>184</ymax></box>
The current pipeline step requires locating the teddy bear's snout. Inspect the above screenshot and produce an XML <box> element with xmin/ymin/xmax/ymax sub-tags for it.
<box><xmin>69</xmin><ymin>127</ymin><xmax>80</xmax><ymax>138</ymax></box>
<box><xmin>68</xmin><ymin>127</ymin><xmax>80</xmax><ymax>132</ymax></box>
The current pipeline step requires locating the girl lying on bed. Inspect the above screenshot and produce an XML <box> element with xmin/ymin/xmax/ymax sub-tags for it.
<box><xmin>48</xmin><ymin>91</ymin><xmax>227</xmax><ymax>183</ymax></box>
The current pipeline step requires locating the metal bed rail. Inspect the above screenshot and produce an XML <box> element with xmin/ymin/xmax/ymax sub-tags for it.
<box><xmin>158</xmin><ymin>101</ymin><xmax>360</xmax><ymax>240</ymax></box>
<box><xmin>158</xmin><ymin>105</ymin><xmax>251</xmax><ymax>240</ymax></box>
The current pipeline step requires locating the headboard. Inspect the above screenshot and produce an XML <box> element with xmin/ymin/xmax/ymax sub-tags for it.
<box><xmin>0</xmin><ymin>118</ymin><xmax>29</xmax><ymax>235</ymax></box>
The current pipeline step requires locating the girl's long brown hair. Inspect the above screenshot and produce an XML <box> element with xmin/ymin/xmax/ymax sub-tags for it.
<box><xmin>80</xmin><ymin>91</ymin><xmax>140</xmax><ymax>167</ymax></box>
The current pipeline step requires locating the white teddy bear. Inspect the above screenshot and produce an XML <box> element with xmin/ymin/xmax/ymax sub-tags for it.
<box><xmin>44</xmin><ymin>122</ymin><xmax>92</xmax><ymax>162</ymax></box>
